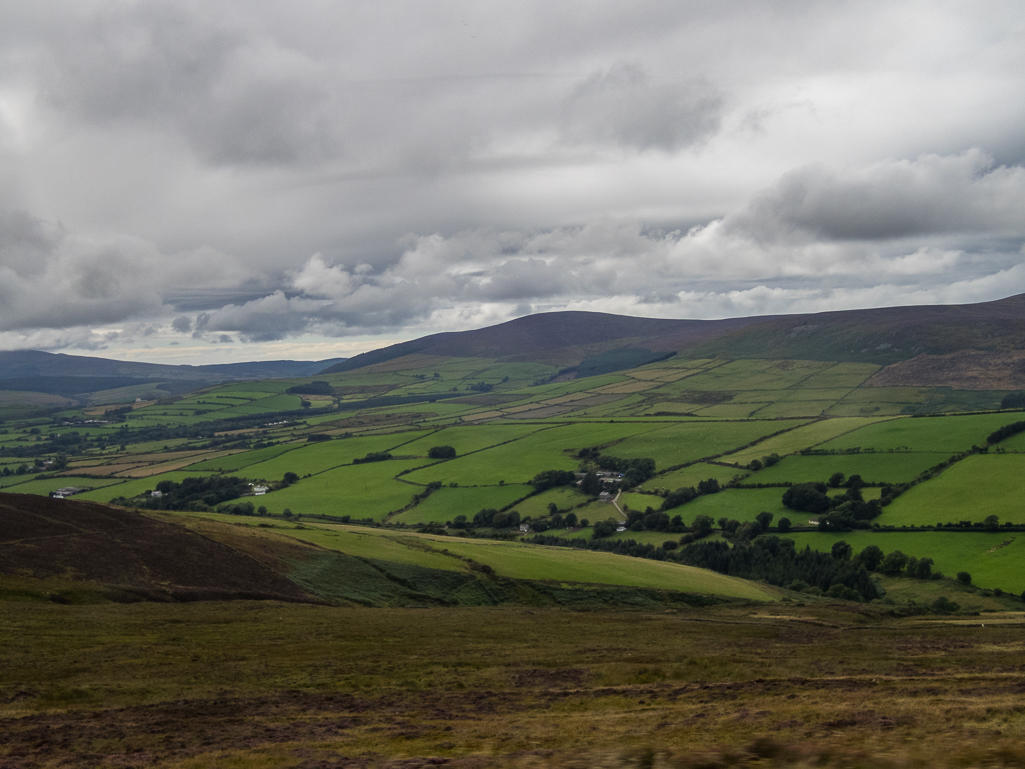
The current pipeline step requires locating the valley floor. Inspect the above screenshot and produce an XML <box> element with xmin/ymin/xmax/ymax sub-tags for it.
<box><xmin>2</xmin><ymin>601</ymin><xmax>1025</xmax><ymax>768</ymax></box>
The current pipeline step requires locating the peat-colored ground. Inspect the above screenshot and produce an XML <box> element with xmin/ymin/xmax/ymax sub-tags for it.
<box><xmin>0</xmin><ymin>492</ymin><xmax>317</xmax><ymax>603</ymax></box>
<box><xmin>2</xmin><ymin>602</ymin><xmax>1025</xmax><ymax>768</ymax></box>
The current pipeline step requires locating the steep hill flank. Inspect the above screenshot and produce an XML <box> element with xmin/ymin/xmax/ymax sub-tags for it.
<box><xmin>322</xmin><ymin>311</ymin><xmax>767</xmax><ymax>372</ymax></box>
<box><xmin>0</xmin><ymin>493</ymin><xmax>317</xmax><ymax>603</ymax></box>
<box><xmin>688</xmin><ymin>293</ymin><xmax>1025</xmax><ymax>366</ymax></box>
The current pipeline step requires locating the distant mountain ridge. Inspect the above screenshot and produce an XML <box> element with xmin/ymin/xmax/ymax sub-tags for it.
<box><xmin>321</xmin><ymin>293</ymin><xmax>1025</xmax><ymax>389</ymax></box>
<box><xmin>0</xmin><ymin>350</ymin><xmax>346</xmax><ymax>382</ymax></box>
<box><xmin>321</xmin><ymin>311</ymin><xmax>771</xmax><ymax>373</ymax></box>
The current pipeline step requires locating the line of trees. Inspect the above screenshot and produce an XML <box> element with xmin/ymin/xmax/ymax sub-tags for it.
<box><xmin>987</xmin><ymin>420</ymin><xmax>1025</xmax><ymax>444</ymax></box>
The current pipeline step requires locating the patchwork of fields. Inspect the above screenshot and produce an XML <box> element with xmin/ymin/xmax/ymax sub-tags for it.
<box><xmin>2</xmin><ymin>349</ymin><xmax>1023</xmax><ymax>595</ymax></box>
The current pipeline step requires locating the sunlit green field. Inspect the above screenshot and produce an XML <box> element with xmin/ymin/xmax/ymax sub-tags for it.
<box><xmin>817</xmin><ymin>412</ymin><xmax>1016</xmax><ymax>453</ymax></box>
<box><xmin>246</xmin><ymin>459</ymin><xmax>428</xmax><ymax>520</ymax></box>
<box><xmin>607</xmin><ymin>419</ymin><xmax>808</xmax><ymax>467</ymax></box>
<box><xmin>753</xmin><ymin>451</ymin><xmax>949</xmax><ymax>484</ymax></box>
<box><xmin>879</xmin><ymin>453</ymin><xmax>1025</xmax><ymax>526</ymax></box>
<box><xmin>389</xmin><ymin>484</ymin><xmax>532</xmax><ymax>524</ymax></box>
<box><xmin>785</xmin><ymin>529</ymin><xmax>1025</xmax><ymax>594</ymax></box>
<box><xmin>178</xmin><ymin>512</ymin><xmax>776</xmax><ymax>599</ymax></box>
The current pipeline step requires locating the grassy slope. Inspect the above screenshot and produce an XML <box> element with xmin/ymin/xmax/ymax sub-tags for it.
<box><xmin>179</xmin><ymin>513</ymin><xmax>776</xmax><ymax>600</ymax></box>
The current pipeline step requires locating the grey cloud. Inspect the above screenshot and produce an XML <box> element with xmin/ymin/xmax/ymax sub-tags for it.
<box><xmin>0</xmin><ymin>208</ymin><xmax>244</xmax><ymax>333</ymax></box>
<box><xmin>171</xmin><ymin>315</ymin><xmax>193</xmax><ymax>333</ymax></box>
<box><xmin>728</xmin><ymin>150</ymin><xmax>1025</xmax><ymax>243</ymax></box>
<box><xmin>43</xmin><ymin>1</ymin><xmax>339</xmax><ymax>166</ymax></box>
<box><xmin>561</xmin><ymin>63</ymin><xmax>723</xmax><ymax>151</ymax></box>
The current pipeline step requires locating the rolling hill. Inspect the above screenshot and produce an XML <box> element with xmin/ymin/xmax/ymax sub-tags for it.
<box><xmin>323</xmin><ymin>293</ymin><xmax>1025</xmax><ymax>389</ymax></box>
<box><xmin>0</xmin><ymin>349</ymin><xmax>346</xmax><ymax>382</ymax></box>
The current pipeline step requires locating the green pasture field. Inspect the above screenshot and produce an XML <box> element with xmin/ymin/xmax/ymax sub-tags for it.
<box><xmin>817</xmin><ymin>412</ymin><xmax>1018</xmax><ymax>453</ymax></box>
<box><xmin>0</xmin><ymin>476</ymin><xmax>125</xmax><ymax>496</ymax></box>
<box><xmin>750</xmin><ymin>400</ymin><xmax>837</xmax><ymax>418</ymax></box>
<box><xmin>879</xmin><ymin>454</ymin><xmax>1025</xmax><ymax>527</ymax></box>
<box><xmin>675</xmin><ymin>359</ymin><xmax>834</xmax><ymax>391</ymax></box>
<box><xmin>236</xmin><ymin>430</ymin><xmax>430</xmax><ymax>481</ymax></box>
<box><xmin>211</xmin><ymin>380</ymin><xmax>293</xmax><ymax>394</ymax></box>
<box><xmin>403</xmin><ymin>422</ymin><xmax>663</xmax><ymax>486</ymax></box>
<box><xmin>210</xmin><ymin>393</ymin><xmax>304</xmax><ymax>417</ymax></box>
<box><xmin>608</xmin><ymin>419</ymin><xmax>808</xmax><ymax>467</ymax></box>
<box><xmin>673</xmin><ymin>488</ymin><xmax>814</xmax><ymax>526</ymax></box>
<box><xmin>618</xmin><ymin>491</ymin><xmax>666</xmax><ymax>513</ymax></box>
<box><xmin>753</xmin><ymin>451</ymin><xmax>951</xmax><ymax>485</ymax></box>
<box><xmin>784</xmin><ymin>530</ymin><xmax>1025</xmax><ymax>594</ymax></box>
<box><xmin>514</xmin><ymin>374</ymin><xmax>631</xmax><ymax>400</ymax></box>
<box><xmin>560</xmin><ymin>395</ymin><xmax>644</xmax><ymax>418</ymax></box>
<box><xmin>183</xmin><ymin>443</ymin><xmax>300</xmax><ymax>472</ymax></box>
<box><xmin>723</xmin><ymin>417</ymin><xmax>892</xmax><ymax>465</ymax></box>
<box><xmin>995</xmin><ymin>428</ymin><xmax>1025</xmax><ymax>451</ymax></box>
<box><xmin>397</xmin><ymin>424</ymin><xmax>545</xmax><ymax>457</ymax></box>
<box><xmin>793</xmin><ymin>362</ymin><xmax>879</xmax><ymax>389</ymax></box>
<box><xmin>823</xmin><ymin>402</ymin><xmax>906</xmax><ymax>417</ymax></box>
<box><xmin>775</xmin><ymin>387</ymin><xmax>855</xmax><ymax>402</ymax></box>
<box><xmin>841</xmin><ymin>387</ymin><xmax>933</xmax><ymax>404</ymax></box>
<box><xmin>73</xmin><ymin>471</ymin><xmax>218</xmax><ymax>503</ymax></box>
<box><xmin>642</xmin><ymin>462</ymin><xmax>748</xmax><ymax>492</ymax></box>
<box><xmin>0</xmin><ymin>472</ymin><xmax>50</xmax><ymax>489</ymax></box>
<box><xmin>693</xmin><ymin>402</ymin><xmax>772</xmax><ymax>418</ymax></box>
<box><xmin>388</xmin><ymin>484</ymin><xmax>532</xmax><ymax>524</ymax></box>
<box><xmin>242</xmin><ymin>459</ymin><xmax>426</xmax><ymax>520</ymax></box>
<box><xmin>513</xmin><ymin>485</ymin><xmax>596</xmax><ymax>518</ymax></box>
<box><xmin>413</xmin><ymin>536</ymin><xmax>776</xmax><ymax>599</ymax></box>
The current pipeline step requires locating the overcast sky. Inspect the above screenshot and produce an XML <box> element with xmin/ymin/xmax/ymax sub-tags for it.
<box><xmin>1</xmin><ymin>1</ymin><xmax>1024</xmax><ymax>364</ymax></box>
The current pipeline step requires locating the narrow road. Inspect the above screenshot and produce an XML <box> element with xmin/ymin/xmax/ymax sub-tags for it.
<box><xmin>610</xmin><ymin>488</ymin><xmax>626</xmax><ymax>521</ymax></box>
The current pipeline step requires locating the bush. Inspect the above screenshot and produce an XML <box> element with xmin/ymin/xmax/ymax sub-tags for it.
<box><xmin>353</xmin><ymin>452</ymin><xmax>392</xmax><ymax>464</ymax></box>
<box><xmin>428</xmin><ymin>445</ymin><xmax>457</xmax><ymax>459</ymax></box>
<box><xmin>931</xmin><ymin>596</ymin><xmax>960</xmax><ymax>614</ymax></box>
<box><xmin>957</xmin><ymin>571</ymin><xmax>972</xmax><ymax>586</ymax></box>
<box><xmin>531</xmin><ymin>469</ymin><xmax>576</xmax><ymax>492</ymax></box>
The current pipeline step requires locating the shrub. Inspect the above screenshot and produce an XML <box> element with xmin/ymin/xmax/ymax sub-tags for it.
<box><xmin>428</xmin><ymin>445</ymin><xmax>457</xmax><ymax>459</ymax></box>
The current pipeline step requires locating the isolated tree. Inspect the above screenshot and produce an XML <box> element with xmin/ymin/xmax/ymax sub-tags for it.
<box><xmin>755</xmin><ymin>511</ymin><xmax>774</xmax><ymax>531</ymax></box>
<box><xmin>580</xmin><ymin>472</ymin><xmax>602</xmax><ymax>496</ymax></box>
<box><xmin>956</xmin><ymin>571</ymin><xmax>972</xmax><ymax>586</ymax></box>
<box><xmin>879</xmin><ymin>550</ymin><xmax>909</xmax><ymax>576</ymax></box>
<box><xmin>697</xmin><ymin>478</ymin><xmax>721</xmax><ymax>495</ymax></box>
<box><xmin>984</xmin><ymin>514</ymin><xmax>1000</xmax><ymax>531</ymax></box>
<box><xmin>777</xmin><ymin>517</ymin><xmax>792</xmax><ymax>533</ymax></box>
<box><xmin>282</xmin><ymin>472</ymin><xmax>299</xmax><ymax>485</ymax></box>
<box><xmin>428</xmin><ymin>445</ymin><xmax>457</xmax><ymax>459</ymax></box>
<box><xmin>931</xmin><ymin>596</ymin><xmax>960</xmax><ymax>614</ymax></box>
<box><xmin>858</xmin><ymin>545</ymin><xmax>884</xmax><ymax>571</ymax></box>
<box><xmin>782</xmin><ymin>482</ymin><xmax>830</xmax><ymax>514</ymax></box>
<box><xmin>831</xmin><ymin>541</ymin><xmax>853</xmax><ymax>561</ymax></box>
<box><xmin>547</xmin><ymin>502</ymin><xmax>559</xmax><ymax>516</ymax></box>
<box><xmin>691</xmin><ymin>514</ymin><xmax>714</xmax><ymax>537</ymax></box>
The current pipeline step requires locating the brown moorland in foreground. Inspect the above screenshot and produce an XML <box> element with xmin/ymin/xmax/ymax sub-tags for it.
<box><xmin>2</xmin><ymin>601</ymin><xmax>1025</xmax><ymax>768</ymax></box>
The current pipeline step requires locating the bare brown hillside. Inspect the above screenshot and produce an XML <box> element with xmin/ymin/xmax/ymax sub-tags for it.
<box><xmin>0</xmin><ymin>493</ymin><xmax>318</xmax><ymax>603</ymax></box>
<box><xmin>867</xmin><ymin>350</ymin><xmax>1025</xmax><ymax>390</ymax></box>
